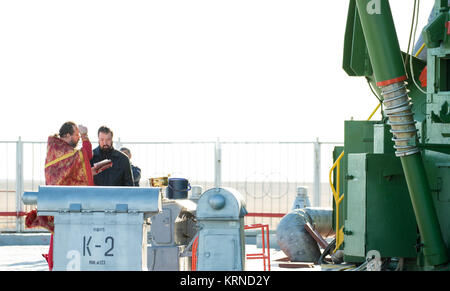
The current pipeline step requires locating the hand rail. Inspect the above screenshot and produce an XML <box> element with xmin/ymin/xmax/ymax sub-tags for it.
<box><xmin>329</xmin><ymin>102</ymin><xmax>381</xmax><ymax>252</ymax></box>
<box><xmin>329</xmin><ymin>151</ymin><xmax>345</xmax><ymax>252</ymax></box>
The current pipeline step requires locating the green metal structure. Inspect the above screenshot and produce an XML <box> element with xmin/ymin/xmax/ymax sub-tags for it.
<box><xmin>337</xmin><ymin>0</ymin><xmax>450</xmax><ymax>270</ymax></box>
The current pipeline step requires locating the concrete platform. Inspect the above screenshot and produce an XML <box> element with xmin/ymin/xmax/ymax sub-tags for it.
<box><xmin>0</xmin><ymin>233</ymin><xmax>319</xmax><ymax>271</ymax></box>
<box><xmin>0</xmin><ymin>244</ymin><xmax>320</xmax><ymax>271</ymax></box>
<box><xmin>0</xmin><ymin>233</ymin><xmax>51</xmax><ymax>246</ymax></box>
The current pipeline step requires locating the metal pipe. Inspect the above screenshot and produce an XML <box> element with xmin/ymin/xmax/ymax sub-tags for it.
<box><xmin>355</xmin><ymin>0</ymin><xmax>448</xmax><ymax>266</ymax></box>
<box><xmin>401</xmin><ymin>155</ymin><xmax>449</xmax><ymax>265</ymax></box>
<box><xmin>16</xmin><ymin>137</ymin><xmax>24</xmax><ymax>232</ymax></box>
<box><xmin>355</xmin><ymin>0</ymin><xmax>406</xmax><ymax>85</ymax></box>
<box><xmin>381</xmin><ymin>82</ymin><xmax>419</xmax><ymax>157</ymax></box>
<box><xmin>303</xmin><ymin>208</ymin><xmax>334</xmax><ymax>238</ymax></box>
<box><xmin>276</xmin><ymin>207</ymin><xmax>333</xmax><ymax>263</ymax></box>
<box><xmin>22</xmin><ymin>191</ymin><xmax>38</xmax><ymax>205</ymax></box>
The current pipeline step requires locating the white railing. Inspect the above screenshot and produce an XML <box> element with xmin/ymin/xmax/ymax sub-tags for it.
<box><xmin>0</xmin><ymin>138</ymin><xmax>343</xmax><ymax>231</ymax></box>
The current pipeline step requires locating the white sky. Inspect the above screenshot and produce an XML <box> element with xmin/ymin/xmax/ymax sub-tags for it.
<box><xmin>0</xmin><ymin>1</ymin><xmax>434</xmax><ymax>142</ymax></box>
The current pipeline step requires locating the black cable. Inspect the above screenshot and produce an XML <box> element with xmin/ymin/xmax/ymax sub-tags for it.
<box><xmin>318</xmin><ymin>238</ymin><xmax>336</xmax><ymax>265</ymax></box>
<box><xmin>366</xmin><ymin>77</ymin><xmax>382</xmax><ymax>103</ymax></box>
<box><xmin>366</xmin><ymin>77</ymin><xmax>384</xmax><ymax>120</ymax></box>
<box><xmin>404</xmin><ymin>0</ymin><xmax>417</xmax><ymax>74</ymax></box>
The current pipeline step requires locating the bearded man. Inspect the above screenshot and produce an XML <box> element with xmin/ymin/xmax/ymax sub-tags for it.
<box><xmin>25</xmin><ymin>122</ymin><xmax>111</xmax><ymax>270</ymax></box>
<box><xmin>44</xmin><ymin>122</ymin><xmax>94</xmax><ymax>186</ymax></box>
<box><xmin>90</xmin><ymin>125</ymin><xmax>134</xmax><ymax>186</ymax></box>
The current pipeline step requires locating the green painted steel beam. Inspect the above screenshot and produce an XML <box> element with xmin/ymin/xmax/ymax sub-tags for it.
<box><xmin>343</xmin><ymin>0</ymin><xmax>358</xmax><ymax>76</ymax></box>
<box><xmin>422</xmin><ymin>13</ymin><xmax>447</xmax><ymax>49</ymax></box>
<box><xmin>401</xmin><ymin>154</ymin><xmax>448</xmax><ymax>266</ymax></box>
<box><xmin>435</xmin><ymin>0</ymin><xmax>449</xmax><ymax>11</ymax></box>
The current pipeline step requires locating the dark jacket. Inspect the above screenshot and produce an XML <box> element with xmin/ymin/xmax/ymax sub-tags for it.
<box><xmin>90</xmin><ymin>146</ymin><xmax>134</xmax><ymax>186</ymax></box>
<box><xmin>131</xmin><ymin>164</ymin><xmax>141</xmax><ymax>187</ymax></box>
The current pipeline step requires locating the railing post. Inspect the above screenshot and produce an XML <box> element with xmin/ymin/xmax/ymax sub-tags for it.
<box><xmin>313</xmin><ymin>137</ymin><xmax>321</xmax><ymax>207</ymax></box>
<box><xmin>214</xmin><ymin>138</ymin><xmax>222</xmax><ymax>188</ymax></box>
<box><xmin>116</xmin><ymin>137</ymin><xmax>122</xmax><ymax>149</ymax></box>
<box><xmin>16</xmin><ymin>136</ymin><xmax>24</xmax><ymax>232</ymax></box>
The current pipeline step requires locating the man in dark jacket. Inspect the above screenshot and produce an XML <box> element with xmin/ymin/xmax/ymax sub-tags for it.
<box><xmin>120</xmin><ymin>147</ymin><xmax>141</xmax><ymax>187</ymax></box>
<box><xmin>90</xmin><ymin>126</ymin><xmax>134</xmax><ymax>186</ymax></box>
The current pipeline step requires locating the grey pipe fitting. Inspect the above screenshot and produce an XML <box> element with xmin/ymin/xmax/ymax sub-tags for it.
<box><xmin>276</xmin><ymin>207</ymin><xmax>333</xmax><ymax>262</ymax></box>
<box><xmin>381</xmin><ymin>82</ymin><xmax>420</xmax><ymax>157</ymax></box>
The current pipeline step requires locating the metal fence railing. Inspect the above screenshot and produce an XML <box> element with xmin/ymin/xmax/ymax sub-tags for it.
<box><xmin>0</xmin><ymin>138</ymin><xmax>343</xmax><ymax>231</ymax></box>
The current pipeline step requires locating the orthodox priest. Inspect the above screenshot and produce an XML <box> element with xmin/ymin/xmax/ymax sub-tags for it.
<box><xmin>25</xmin><ymin>121</ymin><xmax>110</xmax><ymax>270</ymax></box>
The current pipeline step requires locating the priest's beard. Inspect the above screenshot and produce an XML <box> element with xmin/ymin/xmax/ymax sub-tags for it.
<box><xmin>69</xmin><ymin>140</ymin><xmax>79</xmax><ymax>148</ymax></box>
<box><xmin>100</xmin><ymin>144</ymin><xmax>113</xmax><ymax>159</ymax></box>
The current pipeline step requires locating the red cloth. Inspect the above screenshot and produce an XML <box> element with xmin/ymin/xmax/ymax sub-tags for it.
<box><xmin>25</xmin><ymin>209</ymin><xmax>54</xmax><ymax>232</ymax></box>
<box><xmin>44</xmin><ymin>136</ymin><xmax>94</xmax><ymax>186</ymax></box>
<box><xmin>25</xmin><ymin>135</ymin><xmax>94</xmax><ymax>270</ymax></box>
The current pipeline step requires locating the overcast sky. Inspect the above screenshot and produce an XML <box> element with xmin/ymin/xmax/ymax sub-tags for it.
<box><xmin>0</xmin><ymin>1</ymin><xmax>433</xmax><ymax>142</ymax></box>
